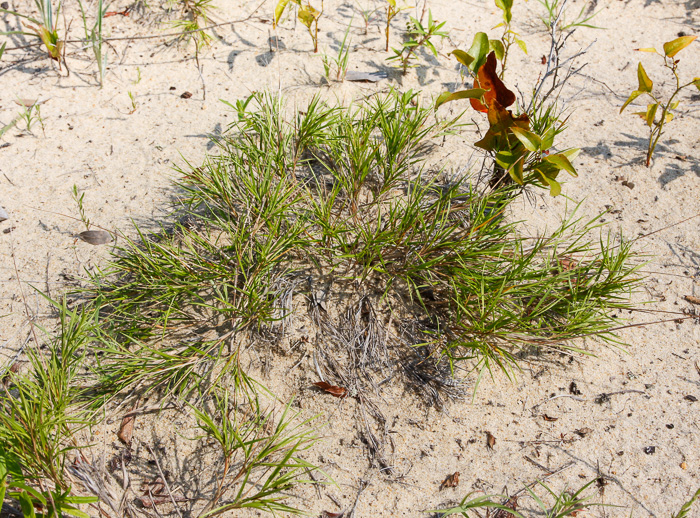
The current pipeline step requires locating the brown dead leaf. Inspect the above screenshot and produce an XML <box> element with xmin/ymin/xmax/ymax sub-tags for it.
<box><xmin>440</xmin><ymin>471</ymin><xmax>460</xmax><ymax>490</ymax></box>
<box><xmin>138</xmin><ymin>494</ymin><xmax>188</xmax><ymax>508</ymax></box>
<box><xmin>312</xmin><ymin>381</ymin><xmax>347</xmax><ymax>398</ymax></box>
<box><xmin>118</xmin><ymin>413</ymin><xmax>136</xmax><ymax>446</ymax></box>
<box><xmin>492</xmin><ymin>496</ymin><xmax>518</xmax><ymax>518</ymax></box>
<box><xmin>542</xmin><ymin>414</ymin><xmax>558</xmax><ymax>422</ymax></box>
<box><xmin>486</xmin><ymin>431</ymin><xmax>496</xmax><ymax>450</ymax></box>
<box><xmin>574</xmin><ymin>427</ymin><xmax>593</xmax><ymax>437</ymax></box>
<box><xmin>320</xmin><ymin>512</ymin><xmax>344</xmax><ymax>518</ymax></box>
<box><xmin>684</xmin><ymin>295</ymin><xmax>700</xmax><ymax>305</ymax></box>
<box><xmin>78</xmin><ymin>230</ymin><xmax>112</xmax><ymax>245</ymax></box>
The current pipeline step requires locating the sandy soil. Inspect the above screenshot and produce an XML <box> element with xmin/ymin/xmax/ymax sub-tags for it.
<box><xmin>1</xmin><ymin>0</ymin><xmax>699</xmax><ymax>516</ymax></box>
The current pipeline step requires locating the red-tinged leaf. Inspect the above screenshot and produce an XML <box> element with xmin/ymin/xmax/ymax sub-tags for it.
<box><xmin>450</xmin><ymin>49</ymin><xmax>474</xmax><ymax>68</ymax></box>
<box><xmin>662</xmin><ymin>35</ymin><xmax>697</xmax><ymax>58</ymax></box>
<box><xmin>313</xmin><ymin>381</ymin><xmax>348</xmax><ymax>398</ymax></box>
<box><xmin>470</xmin><ymin>52</ymin><xmax>515</xmax><ymax>113</ymax></box>
<box><xmin>118</xmin><ymin>414</ymin><xmax>135</xmax><ymax>446</ymax></box>
<box><xmin>439</xmin><ymin>471</ymin><xmax>460</xmax><ymax>490</ymax></box>
<box><xmin>637</xmin><ymin>63</ymin><xmax>653</xmax><ymax>93</ymax></box>
<box><xmin>510</xmin><ymin>126</ymin><xmax>541</xmax><ymax>152</ymax></box>
<box><xmin>434</xmin><ymin>88</ymin><xmax>486</xmax><ymax>109</ymax></box>
<box><xmin>544</xmin><ymin>153</ymin><xmax>577</xmax><ymax>177</ymax></box>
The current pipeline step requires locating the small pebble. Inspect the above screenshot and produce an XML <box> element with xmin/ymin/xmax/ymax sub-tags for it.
<box><xmin>680</xmin><ymin>462</ymin><xmax>687</xmax><ymax>470</ymax></box>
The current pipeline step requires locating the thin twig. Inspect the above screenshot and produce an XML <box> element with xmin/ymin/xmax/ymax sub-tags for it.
<box><xmin>144</xmin><ymin>444</ymin><xmax>183</xmax><ymax>518</ymax></box>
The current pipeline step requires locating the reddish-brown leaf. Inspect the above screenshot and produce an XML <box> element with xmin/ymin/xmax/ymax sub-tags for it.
<box><xmin>492</xmin><ymin>496</ymin><xmax>518</xmax><ymax>518</ymax></box>
<box><xmin>320</xmin><ymin>512</ymin><xmax>345</xmax><ymax>518</ymax></box>
<box><xmin>313</xmin><ymin>381</ymin><xmax>348</xmax><ymax>398</ymax></box>
<box><xmin>470</xmin><ymin>52</ymin><xmax>516</xmax><ymax>113</ymax></box>
<box><xmin>118</xmin><ymin>414</ymin><xmax>135</xmax><ymax>446</ymax></box>
<box><xmin>440</xmin><ymin>471</ymin><xmax>460</xmax><ymax>490</ymax></box>
<box><xmin>543</xmin><ymin>414</ymin><xmax>559</xmax><ymax>422</ymax></box>
<box><xmin>486</xmin><ymin>431</ymin><xmax>496</xmax><ymax>450</ymax></box>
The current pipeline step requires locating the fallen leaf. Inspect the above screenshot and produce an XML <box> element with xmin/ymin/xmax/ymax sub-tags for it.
<box><xmin>180</xmin><ymin>91</ymin><xmax>193</xmax><ymax>99</ymax></box>
<box><xmin>118</xmin><ymin>413</ymin><xmax>135</xmax><ymax>446</ymax></box>
<box><xmin>313</xmin><ymin>381</ymin><xmax>347</xmax><ymax>398</ymax></box>
<box><xmin>345</xmin><ymin>71</ymin><xmax>387</xmax><ymax>82</ymax></box>
<box><xmin>486</xmin><ymin>431</ymin><xmax>496</xmax><ymax>450</ymax></box>
<box><xmin>138</xmin><ymin>494</ymin><xmax>188</xmax><ymax>508</ymax></box>
<box><xmin>78</xmin><ymin>230</ymin><xmax>112</xmax><ymax>245</ymax></box>
<box><xmin>684</xmin><ymin>295</ymin><xmax>700</xmax><ymax>305</ymax></box>
<box><xmin>574</xmin><ymin>427</ymin><xmax>593</xmax><ymax>437</ymax></box>
<box><xmin>439</xmin><ymin>471</ymin><xmax>460</xmax><ymax>490</ymax></box>
<box><xmin>542</xmin><ymin>414</ymin><xmax>558</xmax><ymax>422</ymax></box>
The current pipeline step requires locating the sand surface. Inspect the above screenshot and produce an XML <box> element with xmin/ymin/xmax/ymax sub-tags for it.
<box><xmin>1</xmin><ymin>0</ymin><xmax>699</xmax><ymax>516</ymax></box>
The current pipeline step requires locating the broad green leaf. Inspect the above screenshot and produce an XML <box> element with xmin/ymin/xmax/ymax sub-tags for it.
<box><xmin>620</xmin><ymin>90</ymin><xmax>643</xmax><ymax>113</ymax></box>
<box><xmin>637</xmin><ymin>62</ymin><xmax>652</xmax><ymax>93</ymax></box>
<box><xmin>19</xmin><ymin>492</ymin><xmax>37</xmax><ymax>518</ymax></box>
<box><xmin>663</xmin><ymin>35</ymin><xmax>697</xmax><ymax>58</ymax></box>
<box><xmin>274</xmin><ymin>0</ymin><xmax>293</xmax><ymax>27</ymax></box>
<box><xmin>450</xmin><ymin>49</ymin><xmax>474</xmax><ymax>68</ymax></box>
<box><xmin>387</xmin><ymin>0</ymin><xmax>396</xmax><ymax>6</ymax></box>
<box><xmin>511</xmin><ymin>127</ymin><xmax>541</xmax><ymax>152</ymax></box>
<box><xmin>544</xmin><ymin>153</ymin><xmax>577</xmax><ymax>177</ymax></box>
<box><xmin>489</xmin><ymin>39</ymin><xmax>505</xmax><ymax>60</ymax></box>
<box><xmin>509</xmin><ymin>157</ymin><xmax>524</xmax><ymax>185</ymax></box>
<box><xmin>545</xmin><ymin>177</ymin><xmax>562</xmax><ymax>196</ymax></box>
<box><xmin>515</xmin><ymin>38</ymin><xmax>527</xmax><ymax>54</ymax></box>
<box><xmin>693</xmin><ymin>78</ymin><xmax>700</xmax><ymax>90</ymax></box>
<box><xmin>434</xmin><ymin>88</ymin><xmax>486</xmax><ymax>109</ymax></box>
<box><xmin>495</xmin><ymin>149</ymin><xmax>519</xmax><ymax>169</ymax></box>
<box><xmin>644</xmin><ymin>103</ymin><xmax>658</xmax><ymax>127</ymax></box>
<box><xmin>466</xmin><ymin>32</ymin><xmax>490</xmax><ymax>73</ymax></box>
<box><xmin>561</xmin><ymin>148</ymin><xmax>580</xmax><ymax>162</ymax></box>
<box><xmin>541</xmin><ymin>127</ymin><xmax>555</xmax><ymax>150</ymax></box>
<box><xmin>298</xmin><ymin>5</ymin><xmax>319</xmax><ymax>28</ymax></box>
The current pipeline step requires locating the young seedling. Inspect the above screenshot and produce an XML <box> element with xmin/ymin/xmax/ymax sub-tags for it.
<box><xmin>0</xmin><ymin>0</ymin><xmax>64</xmax><ymax>67</ymax></box>
<box><xmin>538</xmin><ymin>0</ymin><xmax>599</xmax><ymax>33</ymax></box>
<box><xmin>490</xmin><ymin>0</ymin><xmax>527</xmax><ymax>77</ymax></box>
<box><xmin>436</xmin><ymin>51</ymin><xmax>578</xmax><ymax>195</ymax></box>
<box><xmin>14</xmin><ymin>98</ymin><xmax>45</xmax><ymax>135</ymax></box>
<box><xmin>274</xmin><ymin>0</ymin><xmax>323</xmax><ymax>53</ymax></box>
<box><xmin>128</xmin><ymin>91</ymin><xmax>137</xmax><ymax>113</ymax></box>
<box><xmin>322</xmin><ymin>21</ymin><xmax>352</xmax><ymax>82</ymax></box>
<box><xmin>169</xmin><ymin>0</ymin><xmax>216</xmax><ymax>49</ymax></box>
<box><xmin>71</xmin><ymin>185</ymin><xmax>91</xmax><ymax>231</ymax></box>
<box><xmin>384</xmin><ymin>0</ymin><xmax>410</xmax><ymax>52</ymax></box>
<box><xmin>620</xmin><ymin>36</ymin><xmax>699</xmax><ymax>167</ymax></box>
<box><xmin>387</xmin><ymin>11</ymin><xmax>447</xmax><ymax>75</ymax></box>
<box><xmin>354</xmin><ymin>0</ymin><xmax>380</xmax><ymax>35</ymax></box>
<box><xmin>78</xmin><ymin>0</ymin><xmax>108</xmax><ymax>86</ymax></box>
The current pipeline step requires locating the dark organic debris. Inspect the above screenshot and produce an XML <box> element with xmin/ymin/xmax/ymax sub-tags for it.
<box><xmin>107</xmin><ymin>447</ymin><xmax>132</xmax><ymax>472</ymax></box>
<box><xmin>78</xmin><ymin>230</ymin><xmax>112</xmax><ymax>245</ymax></box>
<box><xmin>492</xmin><ymin>496</ymin><xmax>518</xmax><ymax>518</ymax></box>
<box><xmin>486</xmin><ymin>431</ymin><xmax>496</xmax><ymax>450</ymax></box>
<box><xmin>180</xmin><ymin>91</ymin><xmax>193</xmax><ymax>99</ymax></box>
<box><xmin>684</xmin><ymin>295</ymin><xmax>700</xmax><ymax>305</ymax></box>
<box><xmin>569</xmin><ymin>381</ymin><xmax>581</xmax><ymax>395</ymax></box>
<box><xmin>684</xmin><ymin>395</ymin><xmax>697</xmax><ymax>402</ymax></box>
<box><xmin>118</xmin><ymin>413</ymin><xmax>136</xmax><ymax>446</ymax></box>
<box><xmin>439</xmin><ymin>471</ymin><xmax>460</xmax><ymax>490</ymax></box>
<box><xmin>574</xmin><ymin>427</ymin><xmax>593</xmax><ymax>437</ymax></box>
<box><xmin>542</xmin><ymin>414</ymin><xmax>558</xmax><ymax>422</ymax></box>
<box><xmin>643</xmin><ymin>446</ymin><xmax>656</xmax><ymax>455</ymax></box>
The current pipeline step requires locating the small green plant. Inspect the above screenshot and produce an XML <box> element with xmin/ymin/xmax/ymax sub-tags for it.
<box><xmin>354</xmin><ymin>0</ymin><xmax>380</xmax><ymax>35</ymax></box>
<box><xmin>16</xmin><ymin>99</ymin><xmax>45</xmax><ymax>135</ymax></box>
<box><xmin>620</xmin><ymin>35</ymin><xmax>699</xmax><ymax>167</ymax></box>
<box><xmin>72</xmin><ymin>185</ymin><xmax>91</xmax><ymax>231</ymax></box>
<box><xmin>191</xmin><ymin>391</ymin><xmax>320</xmax><ymax>517</ymax></box>
<box><xmin>78</xmin><ymin>0</ymin><xmax>107</xmax><ymax>86</ymax></box>
<box><xmin>437</xmin><ymin>51</ymin><xmax>578</xmax><ymax>196</ymax></box>
<box><xmin>432</xmin><ymin>479</ymin><xmax>605</xmax><ymax>517</ymax></box>
<box><xmin>388</xmin><ymin>11</ymin><xmax>447</xmax><ymax>75</ymax></box>
<box><xmin>128</xmin><ymin>91</ymin><xmax>137</xmax><ymax>113</ymax></box>
<box><xmin>0</xmin><ymin>298</ymin><xmax>99</xmax><ymax>518</ymax></box>
<box><xmin>673</xmin><ymin>488</ymin><xmax>700</xmax><ymax>518</ymax></box>
<box><xmin>0</xmin><ymin>41</ymin><xmax>6</xmax><ymax>61</ymax></box>
<box><xmin>490</xmin><ymin>0</ymin><xmax>527</xmax><ymax>77</ymax></box>
<box><xmin>322</xmin><ymin>21</ymin><xmax>352</xmax><ymax>82</ymax></box>
<box><xmin>538</xmin><ymin>0</ymin><xmax>599</xmax><ymax>32</ymax></box>
<box><xmin>274</xmin><ymin>0</ymin><xmax>323</xmax><ymax>53</ymax></box>
<box><xmin>0</xmin><ymin>0</ymin><xmax>64</xmax><ymax>67</ymax></box>
<box><xmin>169</xmin><ymin>0</ymin><xmax>217</xmax><ymax>48</ymax></box>
<box><xmin>384</xmin><ymin>0</ymin><xmax>410</xmax><ymax>52</ymax></box>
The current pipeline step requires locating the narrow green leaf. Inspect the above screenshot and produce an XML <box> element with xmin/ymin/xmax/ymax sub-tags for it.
<box><xmin>274</xmin><ymin>0</ymin><xmax>293</xmax><ymax>27</ymax></box>
<box><xmin>510</xmin><ymin>127</ymin><xmax>541</xmax><ymax>152</ymax></box>
<box><xmin>489</xmin><ymin>39</ymin><xmax>505</xmax><ymax>60</ymax></box>
<box><xmin>434</xmin><ymin>88</ymin><xmax>486</xmax><ymax>109</ymax></box>
<box><xmin>0</xmin><ymin>42</ymin><xmax>6</xmax><ymax>61</ymax></box>
<box><xmin>515</xmin><ymin>38</ymin><xmax>527</xmax><ymax>54</ymax></box>
<box><xmin>663</xmin><ymin>35</ymin><xmax>697</xmax><ymax>58</ymax></box>
<box><xmin>544</xmin><ymin>153</ymin><xmax>577</xmax><ymax>177</ymax></box>
<box><xmin>620</xmin><ymin>90</ymin><xmax>643</xmax><ymax>113</ymax></box>
<box><xmin>466</xmin><ymin>32</ymin><xmax>489</xmax><ymax>73</ymax></box>
<box><xmin>637</xmin><ymin>62</ymin><xmax>653</xmax><ymax>93</ymax></box>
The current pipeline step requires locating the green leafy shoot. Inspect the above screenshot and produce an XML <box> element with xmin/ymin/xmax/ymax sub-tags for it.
<box><xmin>78</xmin><ymin>0</ymin><xmax>107</xmax><ymax>86</ymax></box>
<box><xmin>0</xmin><ymin>0</ymin><xmax>64</xmax><ymax>66</ymax></box>
<box><xmin>387</xmin><ymin>11</ymin><xmax>447</xmax><ymax>75</ymax></box>
<box><xmin>322</xmin><ymin>19</ymin><xmax>352</xmax><ymax>81</ymax></box>
<box><xmin>620</xmin><ymin>36</ymin><xmax>698</xmax><ymax>167</ymax></box>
